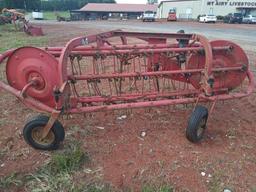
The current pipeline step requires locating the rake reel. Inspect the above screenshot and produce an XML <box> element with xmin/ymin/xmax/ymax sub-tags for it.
<box><xmin>0</xmin><ymin>30</ymin><xmax>254</xmax><ymax>150</ymax></box>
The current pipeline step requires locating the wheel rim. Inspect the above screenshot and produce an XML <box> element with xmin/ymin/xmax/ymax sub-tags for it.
<box><xmin>31</xmin><ymin>127</ymin><xmax>55</xmax><ymax>146</ymax></box>
<box><xmin>6</xmin><ymin>47</ymin><xmax>60</xmax><ymax>108</ymax></box>
<box><xmin>197</xmin><ymin>118</ymin><xmax>206</xmax><ymax>138</ymax></box>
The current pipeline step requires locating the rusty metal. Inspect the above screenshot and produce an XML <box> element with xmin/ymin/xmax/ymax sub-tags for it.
<box><xmin>41</xmin><ymin>111</ymin><xmax>61</xmax><ymax>139</ymax></box>
<box><xmin>23</xmin><ymin>20</ymin><xmax>44</xmax><ymax>36</ymax></box>
<box><xmin>0</xmin><ymin>30</ymin><xmax>254</xmax><ymax>144</ymax></box>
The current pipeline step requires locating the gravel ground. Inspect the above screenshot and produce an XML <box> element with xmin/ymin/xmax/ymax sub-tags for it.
<box><xmin>33</xmin><ymin>20</ymin><xmax>256</xmax><ymax>52</ymax></box>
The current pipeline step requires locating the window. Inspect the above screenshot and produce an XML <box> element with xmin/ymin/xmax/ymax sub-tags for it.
<box><xmin>234</xmin><ymin>13</ymin><xmax>242</xmax><ymax>17</ymax></box>
<box><xmin>209</xmin><ymin>8</ymin><xmax>213</xmax><ymax>15</ymax></box>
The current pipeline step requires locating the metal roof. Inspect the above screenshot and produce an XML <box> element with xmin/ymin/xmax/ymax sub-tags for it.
<box><xmin>79</xmin><ymin>3</ymin><xmax>158</xmax><ymax>12</ymax></box>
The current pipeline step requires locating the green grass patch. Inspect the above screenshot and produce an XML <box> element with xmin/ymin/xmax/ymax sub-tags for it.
<box><xmin>42</xmin><ymin>11</ymin><xmax>70</xmax><ymax>20</ymax></box>
<box><xmin>26</xmin><ymin>141</ymin><xmax>89</xmax><ymax>192</ymax></box>
<box><xmin>0</xmin><ymin>24</ymin><xmax>48</xmax><ymax>52</ymax></box>
<box><xmin>142</xmin><ymin>185</ymin><xmax>174</xmax><ymax>192</ymax></box>
<box><xmin>84</xmin><ymin>185</ymin><xmax>113</xmax><ymax>192</ymax></box>
<box><xmin>0</xmin><ymin>138</ymin><xmax>175</xmax><ymax>191</ymax></box>
<box><xmin>27</xmin><ymin>171</ymin><xmax>80</xmax><ymax>192</ymax></box>
<box><xmin>0</xmin><ymin>173</ymin><xmax>24</xmax><ymax>190</ymax></box>
<box><xmin>207</xmin><ymin>170</ymin><xmax>233</xmax><ymax>192</ymax></box>
<box><xmin>48</xmin><ymin>141</ymin><xmax>89</xmax><ymax>174</ymax></box>
<box><xmin>0</xmin><ymin>147</ymin><xmax>8</xmax><ymax>159</ymax></box>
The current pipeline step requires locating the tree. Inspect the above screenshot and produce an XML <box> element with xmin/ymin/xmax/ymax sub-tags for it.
<box><xmin>1</xmin><ymin>0</ymin><xmax>116</xmax><ymax>11</ymax></box>
<box><xmin>1</xmin><ymin>0</ymin><xmax>40</xmax><ymax>10</ymax></box>
<box><xmin>3</xmin><ymin>0</ymin><xmax>25</xmax><ymax>9</ymax></box>
<box><xmin>25</xmin><ymin>0</ymin><xmax>41</xmax><ymax>11</ymax></box>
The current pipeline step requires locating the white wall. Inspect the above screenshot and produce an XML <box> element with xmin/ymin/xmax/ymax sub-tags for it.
<box><xmin>158</xmin><ymin>0</ymin><xmax>256</xmax><ymax>19</ymax></box>
<box><xmin>158</xmin><ymin>0</ymin><xmax>202</xmax><ymax>19</ymax></box>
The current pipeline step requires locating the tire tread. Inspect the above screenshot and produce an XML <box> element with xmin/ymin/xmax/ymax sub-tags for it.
<box><xmin>186</xmin><ymin>106</ymin><xmax>208</xmax><ymax>143</ymax></box>
<box><xmin>23</xmin><ymin>115</ymin><xmax>65</xmax><ymax>150</ymax></box>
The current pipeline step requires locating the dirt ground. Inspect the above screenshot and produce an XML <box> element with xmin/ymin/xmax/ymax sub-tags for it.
<box><xmin>0</xmin><ymin>20</ymin><xmax>256</xmax><ymax>192</ymax></box>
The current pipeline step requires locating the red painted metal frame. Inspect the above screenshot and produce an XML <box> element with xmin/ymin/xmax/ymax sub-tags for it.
<box><xmin>0</xmin><ymin>30</ymin><xmax>254</xmax><ymax>115</ymax></box>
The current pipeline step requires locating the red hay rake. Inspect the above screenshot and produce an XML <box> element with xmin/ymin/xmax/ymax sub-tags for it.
<box><xmin>0</xmin><ymin>30</ymin><xmax>254</xmax><ymax>150</ymax></box>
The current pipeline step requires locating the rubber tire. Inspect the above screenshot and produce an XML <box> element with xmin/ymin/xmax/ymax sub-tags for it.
<box><xmin>23</xmin><ymin>115</ymin><xmax>65</xmax><ymax>150</ymax></box>
<box><xmin>25</xmin><ymin>115</ymin><xmax>65</xmax><ymax>142</ymax></box>
<box><xmin>186</xmin><ymin>106</ymin><xmax>208</xmax><ymax>143</ymax></box>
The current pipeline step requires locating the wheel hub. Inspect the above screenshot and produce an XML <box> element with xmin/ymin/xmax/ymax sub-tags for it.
<box><xmin>187</xmin><ymin>40</ymin><xmax>248</xmax><ymax>91</ymax></box>
<box><xmin>31</xmin><ymin>126</ymin><xmax>55</xmax><ymax>146</ymax></box>
<box><xmin>28</xmin><ymin>72</ymin><xmax>45</xmax><ymax>90</ymax></box>
<box><xmin>6</xmin><ymin>47</ymin><xmax>61</xmax><ymax>107</ymax></box>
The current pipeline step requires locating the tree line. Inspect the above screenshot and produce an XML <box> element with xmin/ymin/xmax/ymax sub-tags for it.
<box><xmin>0</xmin><ymin>0</ymin><xmax>116</xmax><ymax>11</ymax></box>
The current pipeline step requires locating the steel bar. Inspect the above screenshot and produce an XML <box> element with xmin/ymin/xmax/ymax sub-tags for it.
<box><xmin>77</xmin><ymin>89</ymin><xmax>200</xmax><ymax>103</ymax></box>
<box><xmin>0</xmin><ymin>81</ymin><xmax>55</xmax><ymax>113</ymax></box>
<box><xmin>113</xmin><ymin>31</ymin><xmax>194</xmax><ymax>40</ymax></box>
<box><xmin>44</xmin><ymin>43</ymin><xmax>180</xmax><ymax>51</ymax></box>
<box><xmin>46</xmin><ymin>46</ymin><xmax>231</xmax><ymax>57</ymax></box>
<box><xmin>71</xmin><ymin>66</ymin><xmax>244</xmax><ymax>81</ymax></box>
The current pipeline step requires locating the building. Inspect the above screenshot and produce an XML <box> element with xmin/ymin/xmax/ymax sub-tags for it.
<box><xmin>71</xmin><ymin>3</ymin><xmax>158</xmax><ymax>20</ymax></box>
<box><xmin>158</xmin><ymin>0</ymin><xmax>256</xmax><ymax>20</ymax></box>
<box><xmin>147</xmin><ymin>0</ymin><xmax>158</xmax><ymax>4</ymax></box>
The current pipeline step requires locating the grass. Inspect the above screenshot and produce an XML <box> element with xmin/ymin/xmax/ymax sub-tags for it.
<box><xmin>48</xmin><ymin>141</ymin><xmax>89</xmax><ymax>174</ymax></box>
<box><xmin>84</xmin><ymin>185</ymin><xmax>113</xmax><ymax>192</ymax></box>
<box><xmin>0</xmin><ymin>146</ymin><xmax>8</xmax><ymax>159</ymax></box>
<box><xmin>26</xmin><ymin>141</ymin><xmax>89</xmax><ymax>192</ymax></box>
<box><xmin>0</xmin><ymin>137</ymin><xmax>176</xmax><ymax>191</ymax></box>
<box><xmin>0</xmin><ymin>173</ymin><xmax>23</xmax><ymax>190</ymax></box>
<box><xmin>27</xmin><ymin>171</ymin><xmax>79</xmax><ymax>192</ymax></box>
<box><xmin>142</xmin><ymin>185</ymin><xmax>174</xmax><ymax>192</ymax></box>
<box><xmin>208</xmin><ymin>170</ymin><xmax>227</xmax><ymax>192</ymax></box>
<box><xmin>0</xmin><ymin>141</ymin><xmax>94</xmax><ymax>192</ymax></box>
<box><xmin>41</xmin><ymin>11</ymin><xmax>70</xmax><ymax>20</ymax></box>
<box><xmin>0</xmin><ymin>24</ymin><xmax>48</xmax><ymax>52</ymax></box>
